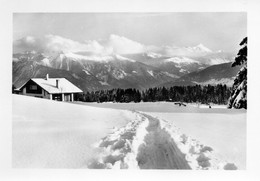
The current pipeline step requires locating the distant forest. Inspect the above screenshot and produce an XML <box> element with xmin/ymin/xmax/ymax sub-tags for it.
<box><xmin>75</xmin><ymin>84</ymin><xmax>231</xmax><ymax>105</ymax></box>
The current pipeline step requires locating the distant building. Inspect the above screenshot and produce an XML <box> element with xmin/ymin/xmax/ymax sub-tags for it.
<box><xmin>15</xmin><ymin>74</ymin><xmax>83</xmax><ymax>101</ymax></box>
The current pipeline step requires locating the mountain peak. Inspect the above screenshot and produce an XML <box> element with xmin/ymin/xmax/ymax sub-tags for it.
<box><xmin>193</xmin><ymin>44</ymin><xmax>212</xmax><ymax>52</ymax></box>
<box><xmin>146</xmin><ymin>52</ymin><xmax>162</xmax><ymax>58</ymax></box>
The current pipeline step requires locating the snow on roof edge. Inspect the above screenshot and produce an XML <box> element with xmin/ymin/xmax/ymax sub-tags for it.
<box><xmin>17</xmin><ymin>78</ymin><xmax>83</xmax><ymax>94</ymax></box>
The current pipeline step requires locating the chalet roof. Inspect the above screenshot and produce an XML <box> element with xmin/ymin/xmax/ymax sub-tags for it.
<box><xmin>18</xmin><ymin>78</ymin><xmax>83</xmax><ymax>94</ymax></box>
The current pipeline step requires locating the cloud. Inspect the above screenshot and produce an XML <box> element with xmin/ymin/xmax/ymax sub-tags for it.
<box><xmin>13</xmin><ymin>34</ymin><xmax>214</xmax><ymax>57</ymax></box>
<box><xmin>13</xmin><ymin>34</ymin><xmax>145</xmax><ymax>55</ymax></box>
<box><xmin>106</xmin><ymin>34</ymin><xmax>145</xmax><ymax>54</ymax></box>
<box><xmin>44</xmin><ymin>34</ymin><xmax>90</xmax><ymax>53</ymax></box>
<box><xmin>13</xmin><ymin>36</ymin><xmax>40</xmax><ymax>53</ymax></box>
<box><xmin>13</xmin><ymin>35</ymin><xmax>106</xmax><ymax>54</ymax></box>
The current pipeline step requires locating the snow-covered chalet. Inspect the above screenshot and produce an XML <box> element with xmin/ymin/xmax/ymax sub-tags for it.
<box><xmin>16</xmin><ymin>74</ymin><xmax>83</xmax><ymax>101</ymax></box>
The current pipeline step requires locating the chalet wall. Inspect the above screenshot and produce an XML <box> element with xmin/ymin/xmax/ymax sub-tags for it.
<box><xmin>21</xmin><ymin>87</ymin><xmax>50</xmax><ymax>99</ymax></box>
<box><xmin>24</xmin><ymin>80</ymin><xmax>42</xmax><ymax>94</ymax></box>
<box><xmin>20</xmin><ymin>80</ymin><xmax>48</xmax><ymax>99</ymax></box>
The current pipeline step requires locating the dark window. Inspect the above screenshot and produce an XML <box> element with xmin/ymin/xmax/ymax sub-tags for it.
<box><xmin>52</xmin><ymin>94</ymin><xmax>62</xmax><ymax>101</ymax></box>
<box><xmin>25</xmin><ymin>80</ymin><xmax>42</xmax><ymax>94</ymax></box>
<box><xmin>30</xmin><ymin>85</ymin><xmax>37</xmax><ymax>90</ymax></box>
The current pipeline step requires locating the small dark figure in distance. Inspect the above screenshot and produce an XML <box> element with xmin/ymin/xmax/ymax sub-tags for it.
<box><xmin>174</xmin><ymin>102</ymin><xmax>186</xmax><ymax>107</ymax></box>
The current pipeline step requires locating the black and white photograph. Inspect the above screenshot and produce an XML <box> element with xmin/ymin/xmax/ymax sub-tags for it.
<box><xmin>1</xmin><ymin>0</ymin><xmax>260</xmax><ymax>180</ymax></box>
<box><xmin>12</xmin><ymin>12</ymin><xmax>247</xmax><ymax>169</ymax></box>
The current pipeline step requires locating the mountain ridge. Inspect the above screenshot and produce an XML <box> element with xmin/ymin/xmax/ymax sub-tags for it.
<box><xmin>161</xmin><ymin>62</ymin><xmax>242</xmax><ymax>87</ymax></box>
<box><xmin>13</xmin><ymin>51</ymin><xmax>176</xmax><ymax>91</ymax></box>
<box><xmin>12</xmin><ymin>35</ymin><xmax>237</xmax><ymax>92</ymax></box>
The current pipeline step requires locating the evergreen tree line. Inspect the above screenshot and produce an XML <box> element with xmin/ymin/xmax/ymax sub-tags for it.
<box><xmin>75</xmin><ymin>84</ymin><xmax>231</xmax><ymax>105</ymax></box>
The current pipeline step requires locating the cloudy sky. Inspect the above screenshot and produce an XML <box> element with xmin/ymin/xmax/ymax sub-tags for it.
<box><xmin>13</xmin><ymin>13</ymin><xmax>246</xmax><ymax>53</ymax></box>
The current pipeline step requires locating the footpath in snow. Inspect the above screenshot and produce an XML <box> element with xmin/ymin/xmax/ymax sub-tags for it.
<box><xmin>79</xmin><ymin>101</ymin><xmax>246</xmax><ymax>169</ymax></box>
<box><xmin>13</xmin><ymin>95</ymin><xmax>241</xmax><ymax>169</ymax></box>
<box><xmin>88</xmin><ymin>112</ymin><xmax>237</xmax><ymax>170</ymax></box>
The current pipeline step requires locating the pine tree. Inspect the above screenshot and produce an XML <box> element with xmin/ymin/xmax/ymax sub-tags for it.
<box><xmin>228</xmin><ymin>37</ymin><xmax>247</xmax><ymax>109</ymax></box>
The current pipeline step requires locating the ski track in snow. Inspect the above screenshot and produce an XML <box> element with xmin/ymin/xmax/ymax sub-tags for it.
<box><xmin>88</xmin><ymin>111</ymin><xmax>237</xmax><ymax>170</ymax></box>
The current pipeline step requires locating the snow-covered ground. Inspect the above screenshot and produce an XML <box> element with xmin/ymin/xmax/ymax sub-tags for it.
<box><xmin>13</xmin><ymin>95</ymin><xmax>136</xmax><ymax>168</ymax></box>
<box><xmin>147</xmin><ymin>112</ymin><xmax>246</xmax><ymax>169</ymax></box>
<box><xmin>13</xmin><ymin>95</ymin><xmax>246</xmax><ymax>169</ymax></box>
<box><xmin>76</xmin><ymin>101</ymin><xmax>246</xmax><ymax>169</ymax></box>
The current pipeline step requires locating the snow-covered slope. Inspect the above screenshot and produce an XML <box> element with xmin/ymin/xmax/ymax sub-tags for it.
<box><xmin>189</xmin><ymin>51</ymin><xmax>234</xmax><ymax>65</ymax></box>
<box><xmin>12</xmin><ymin>95</ymin><xmax>136</xmax><ymax>168</ymax></box>
<box><xmin>162</xmin><ymin>43</ymin><xmax>213</xmax><ymax>57</ymax></box>
<box><xmin>164</xmin><ymin>57</ymin><xmax>199</xmax><ymax>64</ymax></box>
<box><xmin>63</xmin><ymin>52</ymin><xmax>115</xmax><ymax>62</ymax></box>
<box><xmin>78</xmin><ymin>102</ymin><xmax>246</xmax><ymax>169</ymax></box>
<box><xmin>13</xmin><ymin>95</ymin><xmax>245</xmax><ymax>169</ymax></box>
<box><xmin>192</xmin><ymin>43</ymin><xmax>213</xmax><ymax>53</ymax></box>
<box><xmin>178</xmin><ymin>62</ymin><xmax>242</xmax><ymax>86</ymax></box>
<box><xmin>122</xmin><ymin>53</ymin><xmax>207</xmax><ymax>76</ymax></box>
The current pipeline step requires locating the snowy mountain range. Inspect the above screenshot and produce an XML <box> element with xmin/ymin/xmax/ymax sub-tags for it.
<box><xmin>13</xmin><ymin>35</ymin><xmax>237</xmax><ymax>91</ymax></box>
<box><xmin>13</xmin><ymin>51</ymin><xmax>175</xmax><ymax>91</ymax></box>
<box><xmin>160</xmin><ymin>62</ymin><xmax>242</xmax><ymax>88</ymax></box>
